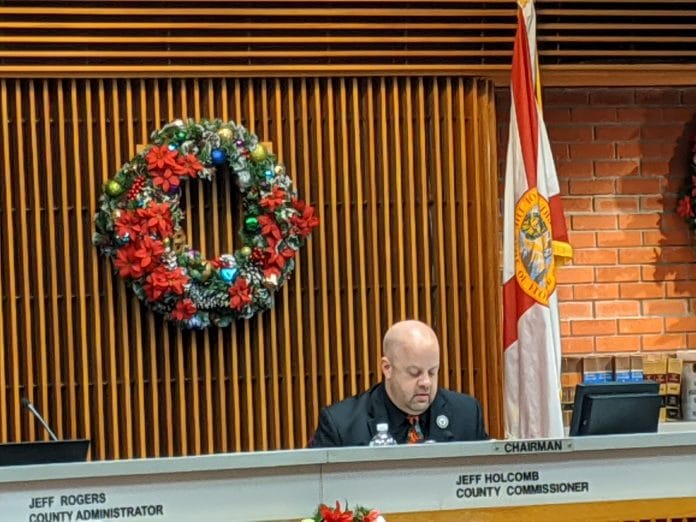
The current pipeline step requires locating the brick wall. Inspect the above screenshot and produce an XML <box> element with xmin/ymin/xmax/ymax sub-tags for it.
<box><xmin>496</xmin><ymin>87</ymin><xmax>696</xmax><ymax>355</ymax></box>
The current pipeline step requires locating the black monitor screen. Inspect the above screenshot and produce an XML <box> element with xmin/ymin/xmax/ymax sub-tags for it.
<box><xmin>0</xmin><ymin>439</ymin><xmax>90</xmax><ymax>466</ymax></box>
<box><xmin>569</xmin><ymin>381</ymin><xmax>660</xmax><ymax>437</ymax></box>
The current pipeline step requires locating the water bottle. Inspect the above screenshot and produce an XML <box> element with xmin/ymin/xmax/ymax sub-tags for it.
<box><xmin>369</xmin><ymin>423</ymin><xmax>397</xmax><ymax>446</ymax></box>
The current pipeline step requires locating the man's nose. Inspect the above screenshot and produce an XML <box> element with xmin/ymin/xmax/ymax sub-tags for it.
<box><xmin>418</xmin><ymin>375</ymin><xmax>431</xmax><ymax>387</ymax></box>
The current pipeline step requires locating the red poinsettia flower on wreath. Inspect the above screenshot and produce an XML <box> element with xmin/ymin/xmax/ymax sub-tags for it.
<box><xmin>143</xmin><ymin>266</ymin><xmax>189</xmax><ymax>302</ymax></box>
<box><xmin>113</xmin><ymin>243</ymin><xmax>146</xmax><ymax>280</ymax></box>
<box><xmin>678</xmin><ymin>140</ymin><xmax>696</xmax><ymax>229</ymax></box>
<box><xmin>291</xmin><ymin>198</ymin><xmax>320</xmax><ymax>237</ymax></box>
<box><xmin>145</xmin><ymin>144</ymin><xmax>178</xmax><ymax>171</ymax></box>
<box><xmin>229</xmin><ymin>278</ymin><xmax>252</xmax><ymax>311</ymax></box>
<box><xmin>170</xmin><ymin>298</ymin><xmax>197</xmax><ymax>321</ymax></box>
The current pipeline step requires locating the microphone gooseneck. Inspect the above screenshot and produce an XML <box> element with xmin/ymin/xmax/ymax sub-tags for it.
<box><xmin>21</xmin><ymin>397</ymin><xmax>59</xmax><ymax>441</ymax></box>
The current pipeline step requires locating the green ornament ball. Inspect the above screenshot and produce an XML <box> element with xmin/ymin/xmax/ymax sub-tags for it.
<box><xmin>244</xmin><ymin>216</ymin><xmax>259</xmax><ymax>231</ymax></box>
<box><xmin>240</xmin><ymin>246</ymin><xmax>252</xmax><ymax>257</ymax></box>
<box><xmin>106</xmin><ymin>180</ymin><xmax>124</xmax><ymax>197</ymax></box>
<box><xmin>175</xmin><ymin>130</ymin><xmax>187</xmax><ymax>141</ymax></box>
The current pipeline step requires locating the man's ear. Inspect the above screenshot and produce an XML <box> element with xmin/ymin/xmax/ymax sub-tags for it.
<box><xmin>381</xmin><ymin>356</ymin><xmax>391</xmax><ymax>377</ymax></box>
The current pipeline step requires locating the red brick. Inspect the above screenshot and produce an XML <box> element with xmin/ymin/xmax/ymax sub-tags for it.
<box><xmin>556</xmin><ymin>285</ymin><xmax>574</xmax><ymax>302</ymax></box>
<box><xmin>544</xmin><ymin>108</ymin><xmax>572</xmax><ymax>124</ymax></box>
<box><xmin>562</xmin><ymin>336</ymin><xmax>595</xmax><ymax>354</ymax></box>
<box><xmin>547</xmin><ymin>125</ymin><xmax>593</xmax><ymax>142</ymax></box>
<box><xmin>640</xmin><ymin>195</ymin><xmax>671</xmax><ymax>212</ymax></box>
<box><xmin>619</xmin><ymin>282</ymin><xmax>666</xmax><ymax>299</ymax></box>
<box><xmin>682</xmin><ymin>87</ymin><xmax>696</xmax><ymax>105</ymax></box>
<box><xmin>628</xmin><ymin>141</ymin><xmax>676</xmax><ymax>158</ymax></box>
<box><xmin>641</xmin><ymin>160</ymin><xmax>671</xmax><ymax>176</ymax></box>
<box><xmin>567</xmin><ymin>231</ymin><xmax>596</xmax><ymax>248</ymax></box>
<box><xmin>595</xmin><ymin>300</ymin><xmax>640</xmax><ymax>317</ymax></box>
<box><xmin>594</xmin><ymin>160</ymin><xmax>639</xmax><ymax>177</ymax></box>
<box><xmin>661</xmin><ymin>214</ymin><xmax>687</xmax><ymax>232</ymax></box>
<box><xmin>556</xmin><ymin>160</ymin><xmax>594</xmax><ymax>179</ymax></box>
<box><xmin>639</xmin><ymin>194</ymin><xmax>676</xmax><ymax>211</ymax></box>
<box><xmin>594</xmin><ymin>126</ymin><xmax>640</xmax><ymax>142</ymax></box>
<box><xmin>596</xmin><ymin>335</ymin><xmax>641</xmax><ymax>352</ymax></box>
<box><xmin>665</xmin><ymin>175</ymin><xmax>687</xmax><ymax>193</ymax></box>
<box><xmin>596</xmin><ymin>266</ymin><xmax>641</xmax><ymax>283</ymax></box>
<box><xmin>572</xmin><ymin>107</ymin><xmax>617</xmax><ymax>123</ymax></box>
<box><xmin>543</xmin><ymin>88</ymin><xmax>589</xmax><ymax>105</ymax></box>
<box><xmin>634</xmin><ymin>88</ymin><xmax>681</xmax><ymax>105</ymax></box>
<box><xmin>569</xmin><ymin>179</ymin><xmax>615</xmax><ymax>195</ymax></box>
<box><xmin>619</xmin><ymin>214</ymin><xmax>660</xmax><ymax>229</ymax></box>
<box><xmin>573</xmin><ymin>249</ymin><xmax>618</xmax><ymax>265</ymax></box>
<box><xmin>573</xmin><ymin>283</ymin><xmax>619</xmax><ymax>300</ymax></box>
<box><xmin>560</xmin><ymin>320</ymin><xmax>571</xmax><ymax>336</ymax></box>
<box><xmin>618</xmin><ymin>247</ymin><xmax>659</xmax><ymax>264</ymax></box>
<box><xmin>559</xmin><ymin>301</ymin><xmax>593</xmax><ymax>319</ymax></box>
<box><xmin>642</xmin><ymin>299</ymin><xmax>688</xmax><ymax>316</ymax></box>
<box><xmin>557</xmin><ymin>178</ymin><xmax>570</xmax><ymax>196</ymax></box>
<box><xmin>571</xmin><ymin>319</ymin><xmax>616</xmax><ymax>336</ymax></box>
<box><xmin>556</xmin><ymin>266</ymin><xmax>594</xmax><ymax>284</ymax></box>
<box><xmin>616</xmin><ymin>108</ymin><xmax>662</xmax><ymax>123</ymax></box>
<box><xmin>618</xmin><ymin>318</ymin><xmax>664</xmax><ymax>334</ymax></box>
<box><xmin>563</xmin><ymin>196</ymin><xmax>593</xmax><ymax>212</ymax></box>
<box><xmin>616</xmin><ymin>143</ymin><xmax>641</xmax><ymax>159</ymax></box>
<box><xmin>589</xmin><ymin>89</ymin><xmax>635</xmax><ymax>105</ymax></box>
<box><xmin>594</xmin><ymin>196</ymin><xmax>639</xmax><ymax>213</ymax></box>
<box><xmin>616</xmin><ymin>178</ymin><xmax>663</xmax><ymax>195</ymax></box>
<box><xmin>662</xmin><ymin>107</ymin><xmax>695</xmax><ymax>123</ymax></box>
<box><xmin>643</xmin><ymin>334</ymin><xmax>687</xmax><ymax>351</ymax></box>
<box><xmin>551</xmin><ymin>143</ymin><xmax>569</xmax><ymax>161</ymax></box>
<box><xmin>665</xmin><ymin>317</ymin><xmax>696</xmax><ymax>333</ymax></box>
<box><xmin>569</xmin><ymin>142</ymin><xmax>615</xmax><ymax>160</ymax></box>
<box><xmin>643</xmin><ymin>229</ymin><xmax>690</xmax><ymax>246</ymax></box>
<box><xmin>640</xmin><ymin>124</ymin><xmax>683</xmax><ymax>140</ymax></box>
<box><xmin>597</xmin><ymin>231</ymin><xmax>642</xmax><ymax>247</ymax></box>
<box><xmin>572</xmin><ymin>215</ymin><xmax>617</xmax><ymax>230</ymax></box>
<box><xmin>687</xmin><ymin>334</ymin><xmax>696</xmax><ymax>349</ymax></box>
<box><xmin>661</xmin><ymin>246</ymin><xmax>696</xmax><ymax>263</ymax></box>
<box><xmin>642</xmin><ymin>265</ymin><xmax>692</xmax><ymax>281</ymax></box>
<box><xmin>666</xmin><ymin>281</ymin><xmax>696</xmax><ymax>298</ymax></box>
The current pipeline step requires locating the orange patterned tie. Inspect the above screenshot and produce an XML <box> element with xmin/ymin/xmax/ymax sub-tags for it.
<box><xmin>407</xmin><ymin>415</ymin><xmax>423</xmax><ymax>444</ymax></box>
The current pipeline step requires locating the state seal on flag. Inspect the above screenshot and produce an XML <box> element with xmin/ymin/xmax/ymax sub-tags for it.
<box><xmin>514</xmin><ymin>188</ymin><xmax>556</xmax><ymax>305</ymax></box>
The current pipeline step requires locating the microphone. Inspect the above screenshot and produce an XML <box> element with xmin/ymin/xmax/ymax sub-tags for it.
<box><xmin>21</xmin><ymin>397</ymin><xmax>59</xmax><ymax>441</ymax></box>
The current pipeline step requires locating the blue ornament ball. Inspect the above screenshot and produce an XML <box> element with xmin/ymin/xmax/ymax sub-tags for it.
<box><xmin>220</xmin><ymin>267</ymin><xmax>238</xmax><ymax>284</ymax></box>
<box><xmin>167</xmin><ymin>143</ymin><xmax>178</xmax><ymax>151</ymax></box>
<box><xmin>211</xmin><ymin>148</ymin><xmax>227</xmax><ymax>165</ymax></box>
<box><xmin>264</xmin><ymin>169</ymin><xmax>274</xmax><ymax>180</ymax></box>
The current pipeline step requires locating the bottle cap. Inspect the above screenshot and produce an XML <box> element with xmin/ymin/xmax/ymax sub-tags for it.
<box><xmin>376</xmin><ymin>422</ymin><xmax>389</xmax><ymax>432</ymax></box>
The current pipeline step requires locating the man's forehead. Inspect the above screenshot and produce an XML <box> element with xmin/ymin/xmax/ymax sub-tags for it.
<box><xmin>402</xmin><ymin>363</ymin><xmax>440</xmax><ymax>371</ymax></box>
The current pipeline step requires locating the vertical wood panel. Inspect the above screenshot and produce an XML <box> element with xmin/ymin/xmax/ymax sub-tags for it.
<box><xmin>0</xmin><ymin>76</ymin><xmax>502</xmax><ymax>458</ymax></box>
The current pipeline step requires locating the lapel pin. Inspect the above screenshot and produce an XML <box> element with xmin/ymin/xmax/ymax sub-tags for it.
<box><xmin>436</xmin><ymin>414</ymin><xmax>449</xmax><ymax>429</ymax></box>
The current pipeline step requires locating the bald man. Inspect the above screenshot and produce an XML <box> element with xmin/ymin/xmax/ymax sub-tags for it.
<box><xmin>308</xmin><ymin>320</ymin><xmax>487</xmax><ymax>447</ymax></box>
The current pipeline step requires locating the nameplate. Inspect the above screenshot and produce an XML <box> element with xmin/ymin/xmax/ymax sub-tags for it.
<box><xmin>492</xmin><ymin>439</ymin><xmax>572</xmax><ymax>454</ymax></box>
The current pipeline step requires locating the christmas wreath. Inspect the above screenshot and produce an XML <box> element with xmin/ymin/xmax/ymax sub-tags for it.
<box><xmin>93</xmin><ymin>118</ymin><xmax>318</xmax><ymax>329</ymax></box>
<box><xmin>678</xmin><ymin>140</ymin><xmax>696</xmax><ymax>228</ymax></box>
<box><xmin>302</xmin><ymin>501</ymin><xmax>385</xmax><ymax>522</ymax></box>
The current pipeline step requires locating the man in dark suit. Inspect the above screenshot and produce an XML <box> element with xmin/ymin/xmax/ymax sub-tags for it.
<box><xmin>309</xmin><ymin>320</ymin><xmax>488</xmax><ymax>447</ymax></box>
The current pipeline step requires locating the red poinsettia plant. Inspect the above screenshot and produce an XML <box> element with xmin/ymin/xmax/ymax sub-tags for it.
<box><xmin>302</xmin><ymin>500</ymin><xmax>385</xmax><ymax>522</ymax></box>
<box><xmin>677</xmin><ymin>139</ymin><xmax>696</xmax><ymax>228</ymax></box>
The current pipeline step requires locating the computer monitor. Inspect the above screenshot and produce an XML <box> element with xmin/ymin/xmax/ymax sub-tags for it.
<box><xmin>0</xmin><ymin>439</ymin><xmax>90</xmax><ymax>466</ymax></box>
<box><xmin>569</xmin><ymin>381</ymin><xmax>661</xmax><ymax>437</ymax></box>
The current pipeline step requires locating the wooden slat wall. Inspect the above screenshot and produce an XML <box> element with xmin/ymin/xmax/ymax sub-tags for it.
<box><xmin>0</xmin><ymin>76</ymin><xmax>502</xmax><ymax>459</ymax></box>
<box><xmin>1</xmin><ymin>1</ymin><xmax>696</xmax><ymax>86</ymax></box>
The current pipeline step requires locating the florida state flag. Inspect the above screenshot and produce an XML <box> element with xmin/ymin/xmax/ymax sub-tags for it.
<box><xmin>503</xmin><ymin>0</ymin><xmax>573</xmax><ymax>439</ymax></box>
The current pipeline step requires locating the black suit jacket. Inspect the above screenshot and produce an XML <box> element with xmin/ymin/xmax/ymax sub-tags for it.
<box><xmin>309</xmin><ymin>383</ymin><xmax>488</xmax><ymax>447</ymax></box>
